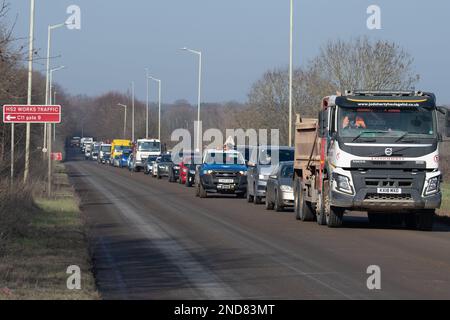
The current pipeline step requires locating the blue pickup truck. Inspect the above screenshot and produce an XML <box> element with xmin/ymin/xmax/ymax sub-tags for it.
<box><xmin>195</xmin><ymin>149</ymin><xmax>248</xmax><ymax>198</ymax></box>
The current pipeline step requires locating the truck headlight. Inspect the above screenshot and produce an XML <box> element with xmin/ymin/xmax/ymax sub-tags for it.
<box><xmin>425</xmin><ymin>176</ymin><xmax>440</xmax><ymax>195</ymax></box>
<box><xmin>280</xmin><ymin>185</ymin><xmax>293</xmax><ymax>192</ymax></box>
<box><xmin>334</xmin><ymin>174</ymin><xmax>353</xmax><ymax>194</ymax></box>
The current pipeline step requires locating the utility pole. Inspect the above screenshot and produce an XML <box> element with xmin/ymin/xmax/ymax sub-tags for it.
<box><xmin>117</xmin><ymin>104</ymin><xmax>127</xmax><ymax>139</ymax></box>
<box><xmin>24</xmin><ymin>0</ymin><xmax>35</xmax><ymax>183</ymax></box>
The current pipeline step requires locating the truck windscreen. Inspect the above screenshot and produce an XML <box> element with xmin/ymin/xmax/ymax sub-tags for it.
<box><xmin>338</xmin><ymin>107</ymin><xmax>436</xmax><ymax>139</ymax></box>
<box><xmin>139</xmin><ymin>142</ymin><xmax>161</xmax><ymax>152</ymax></box>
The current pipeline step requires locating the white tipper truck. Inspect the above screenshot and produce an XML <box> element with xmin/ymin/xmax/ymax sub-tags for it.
<box><xmin>293</xmin><ymin>91</ymin><xmax>449</xmax><ymax>231</ymax></box>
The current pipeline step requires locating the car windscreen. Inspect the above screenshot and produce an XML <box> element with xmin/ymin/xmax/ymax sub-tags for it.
<box><xmin>259</xmin><ymin>149</ymin><xmax>294</xmax><ymax>165</ymax></box>
<box><xmin>101</xmin><ymin>146</ymin><xmax>111</xmax><ymax>152</ymax></box>
<box><xmin>160</xmin><ymin>155</ymin><xmax>172</xmax><ymax>162</ymax></box>
<box><xmin>204</xmin><ymin>152</ymin><xmax>245</xmax><ymax>165</ymax></box>
<box><xmin>281</xmin><ymin>164</ymin><xmax>294</xmax><ymax>178</ymax></box>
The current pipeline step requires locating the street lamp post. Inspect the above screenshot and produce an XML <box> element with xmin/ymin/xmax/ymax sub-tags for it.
<box><xmin>131</xmin><ymin>81</ymin><xmax>135</xmax><ymax>142</ymax></box>
<box><xmin>117</xmin><ymin>103</ymin><xmax>127</xmax><ymax>139</ymax></box>
<box><xmin>288</xmin><ymin>0</ymin><xmax>294</xmax><ymax>147</ymax></box>
<box><xmin>181</xmin><ymin>47</ymin><xmax>202</xmax><ymax>151</ymax></box>
<box><xmin>145</xmin><ymin>69</ymin><xmax>149</xmax><ymax>139</ymax></box>
<box><xmin>50</xmin><ymin>66</ymin><xmax>65</xmax><ymax>142</ymax></box>
<box><xmin>147</xmin><ymin>74</ymin><xmax>162</xmax><ymax>142</ymax></box>
<box><xmin>44</xmin><ymin>23</ymin><xmax>65</xmax><ymax>150</ymax></box>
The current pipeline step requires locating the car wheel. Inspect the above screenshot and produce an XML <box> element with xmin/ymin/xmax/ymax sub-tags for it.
<box><xmin>274</xmin><ymin>189</ymin><xmax>284</xmax><ymax>212</ymax></box>
<box><xmin>199</xmin><ymin>183</ymin><xmax>207</xmax><ymax>198</ymax></box>
<box><xmin>247</xmin><ymin>189</ymin><xmax>254</xmax><ymax>203</ymax></box>
<box><xmin>265</xmin><ymin>192</ymin><xmax>274</xmax><ymax>210</ymax></box>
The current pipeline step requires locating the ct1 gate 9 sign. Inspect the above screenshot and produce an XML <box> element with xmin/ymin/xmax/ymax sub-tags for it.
<box><xmin>2</xmin><ymin>105</ymin><xmax>61</xmax><ymax>124</ymax></box>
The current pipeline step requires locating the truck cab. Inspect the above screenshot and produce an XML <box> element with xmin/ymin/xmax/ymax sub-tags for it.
<box><xmin>294</xmin><ymin>91</ymin><xmax>447</xmax><ymax>230</ymax></box>
<box><xmin>195</xmin><ymin>149</ymin><xmax>248</xmax><ymax>198</ymax></box>
<box><xmin>130</xmin><ymin>139</ymin><xmax>161</xmax><ymax>172</ymax></box>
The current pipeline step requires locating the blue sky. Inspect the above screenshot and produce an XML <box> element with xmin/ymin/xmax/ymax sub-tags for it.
<box><xmin>9</xmin><ymin>0</ymin><xmax>450</xmax><ymax>104</ymax></box>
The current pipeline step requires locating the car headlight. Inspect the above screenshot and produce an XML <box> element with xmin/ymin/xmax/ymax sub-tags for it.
<box><xmin>174</xmin><ymin>166</ymin><xmax>180</xmax><ymax>170</ymax></box>
<box><xmin>239</xmin><ymin>171</ymin><xmax>247</xmax><ymax>176</ymax></box>
<box><xmin>259</xmin><ymin>174</ymin><xmax>268</xmax><ymax>180</ymax></box>
<box><xmin>189</xmin><ymin>170</ymin><xmax>196</xmax><ymax>174</ymax></box>
<box><xmin>280</xmin><ymin>185</ymin><xmax>293</xmax><ymax>192</ymax></box>
<box><xmin>334</xmin><ymin>173</ymin><xmax>353</xmax><ymax>194</ymax></box>
<box><xmin>203</xmin><ymin>170</ymin><xmax>213</xmax><ymax>175</ymax></box>
<box><xmin>425</xmin><ymin>176</ymin><xmax>440</xmax><ymax>195</ymax></box>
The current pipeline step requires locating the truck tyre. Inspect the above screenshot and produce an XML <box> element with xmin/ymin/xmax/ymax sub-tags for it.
<box><xmin>417</xmin><ymin>210</ymin><xmax>434</xmax><ymax>231</ymax></box>
<box><xmin>295</xmin><ymin>178</ymin><xmax>315</xmax><ymax>221</ymax></box>
<box><xmin>324</xmin><ymin>185</ymin><xmax>344</xmax><ymax>227</ymax></box>
<box><xmin>265</xmin><ymin>193</ymin><xmax>274</xmax><ymax>210</ymax></box>
<box><xmin>316</xmin><ymin>191</ymin><xmax>327</xmax><ymax>226</ymax></box>
<box><xmin>199</xmin><ymin>183</ymin><xmax>207</xmax><ymax>198</ymax></box>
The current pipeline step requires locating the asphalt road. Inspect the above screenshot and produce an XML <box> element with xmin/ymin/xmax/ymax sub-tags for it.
<box><xmin>65</xmin><ymin>149</ymin><xmax>450</xmax><ymax>300</ymax></box>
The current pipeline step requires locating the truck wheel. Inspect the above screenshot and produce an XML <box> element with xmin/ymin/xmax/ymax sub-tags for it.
<box><xmin>324</xmin><ymin>186</ymin><xmax>344</xmax><ymax>227</ymax></box>
<box><xmin>316</xmin><ymin>192</ymin><xmax>327</xmax><ymax>226</ymax></box>
<box><xmin>417</xmin><ymin>210</ymin><xmax>434</xmax><ymax>231</ymax></box>
<box><xmin>199</xmin><ymin>183</ymin><xmax>207</xmax><ymax>198</ymax></box>
<box><xmin>295</xmin><ymin>178</ymin><xmax>314</xmax><ymax>221</ymax></box>
<box><xmin>265</xmin><ymin>193</ymin><xmax>274</xmax><ymax>210</ymax></box>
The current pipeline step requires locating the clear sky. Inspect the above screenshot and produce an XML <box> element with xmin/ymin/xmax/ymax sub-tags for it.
<box><xmin>9</xmin><ymin>0</ymin><xmax>450</xmax><ymax>104</ymax></box>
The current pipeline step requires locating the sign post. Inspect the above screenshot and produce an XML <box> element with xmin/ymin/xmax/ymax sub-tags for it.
<box><xmin>3</xmin><ymin>105</ymin><xmax>61</xmax><ymax>197</ymax></box>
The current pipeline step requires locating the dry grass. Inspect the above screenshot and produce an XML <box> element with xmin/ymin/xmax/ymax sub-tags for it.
<box><xmin>0</xmin><ymin>164</ymin><xmax>99</xmax><ymax>300</ymax></box>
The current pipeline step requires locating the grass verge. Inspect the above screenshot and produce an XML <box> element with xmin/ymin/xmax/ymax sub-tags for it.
<box><xmin>437</xmin><ymin>182</ymin><xmax>450</xmax><ymax>217</ymax></box>
<box><xmin>0</xmin><ymin>164</ymin><xmax>99</xmax><ymax>300</ymax></box>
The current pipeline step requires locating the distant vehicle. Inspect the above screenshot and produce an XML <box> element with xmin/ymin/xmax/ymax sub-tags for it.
<box><xmin>110</xmin><ymin>139</ymin><xmax>132</xmax><ymax>166</ymax></box>
<box><xmin>70</xmin><ymin>136</ymin><xmax>81</xmax><ymax>148</ymax></box>
<box><xmin>265</xmin><ymin>161</ymin><xmax>295</xmax><ymax>212</ymax></box>
<box><xmin>152</xmin><ymin>154</ymin><xmax>173</xmax><ymax>179</ymax></box>
<box><xmin>195</xmin><ymin>149</ymin><xmax>247</xmax><ymax>198</ymax></box>
<box><xmin>247</xmin><ymin>146</ymin><xmax>295</xmax><ymax>204</ymax></box>
<box><xmin>143</xmin><ymin>156</ymin><xmax>158</xmax><ymax>175</ymax></box>
<box><xmin>84</xmin><ymin>142</ymin><xmax>93</xmax><ymax>160</ymax></box>
<box><xmin>98</xmin><ymin>143</ymin><xmax>111</xmax><ymax>164</ymax></box>
<box><xmin>80</xmin><ymin>137</ymin><xmax>94</xmax><ymax>152</ymax></box>
<box><xmin>91</xmin><ymin>142</ymin><xmax>101</xmax><ymax>161</ymax></box>
<box><xmin>113</xmin><ymin>148</ymin><xmax>132</xmax><ymax>168</ymax></box>
<box><xmin>130</xmin><ymin>139</ymin><xmax>162</xmax><ymax>172</ymax></box>
<box><xmin>168</xmin><ymin>162</ymin><xmax>181</xmax><ymax>183</ymax></box>
<box><xmin>293</xmin><ymin>91</ymin><xmax>448</xmax><ymax>230</ymax></box>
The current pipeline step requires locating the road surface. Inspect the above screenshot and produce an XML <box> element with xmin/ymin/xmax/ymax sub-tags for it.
<box><xmin>65</xmin><ymin>149</ymin><xmax>450</xmax><ymax>299</ymax></box>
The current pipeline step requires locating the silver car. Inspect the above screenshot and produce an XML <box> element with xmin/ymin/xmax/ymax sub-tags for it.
<box><xmin>265</xmin><ymin>161</ymin><xmax>294</xmax><ymax>212</ymax></box>
<box><xmin>247</xmin><ymin>146</ymin><xmax>295</xmax><ymax>204</ymax></box>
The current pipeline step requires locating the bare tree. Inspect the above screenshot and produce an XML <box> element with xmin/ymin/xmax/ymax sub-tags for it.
<box><xmin>312</xmin><ymin>36</ymin><xmax>420</xmax><ymax>92</ymax></box>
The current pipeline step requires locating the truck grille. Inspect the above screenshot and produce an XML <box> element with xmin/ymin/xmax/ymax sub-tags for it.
<box><xmin>364</xmin><ymin>178</ymin><xmax>413</xmax><ymax>188</ymax></box>
<box><xmin>364</xmin><ymin>193</ymin><xmax>413</xmax><ymax>202</ymax></box>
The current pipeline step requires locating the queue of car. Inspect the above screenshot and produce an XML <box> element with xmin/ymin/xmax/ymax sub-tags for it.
<box><xmin>80</xmin><ymin>137</ymin><xmax>296</xmax><ymax>212</ymax></box>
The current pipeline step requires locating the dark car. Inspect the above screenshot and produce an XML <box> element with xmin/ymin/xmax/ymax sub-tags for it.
<box><xmin>153</xmin><ymin>154</ymin><xmax>173</xmax><ymax>179</ymax></box>
<box><xmin>265</xmin><ymin>161</ymin><xmax>294</xmax><ymax>212</ymax></box>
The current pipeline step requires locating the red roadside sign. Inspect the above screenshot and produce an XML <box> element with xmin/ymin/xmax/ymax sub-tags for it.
<box><xmin>2</xmin><ymin>105</ymin><xmax>61</xmax><ymax>123</ymax></box>
<box><xmin>51</xmin><ymin>152</ymin><xmax>63</xmax><ymax>161</ymax></box>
